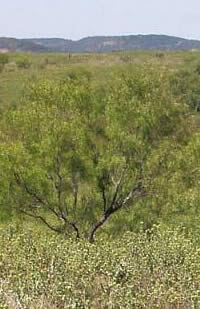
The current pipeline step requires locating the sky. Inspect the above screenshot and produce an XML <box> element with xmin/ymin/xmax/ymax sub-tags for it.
<box><xmin>1</xmin><ymin>0</ymin><xmax>200</xmax><ymax>40</ymax></box>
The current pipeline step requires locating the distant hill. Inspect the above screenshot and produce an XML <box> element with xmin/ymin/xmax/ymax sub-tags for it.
<box><xmin>1</xmin><ymin>34</ymin><xmax>200</xmax><ymax>53</ymax></box>
<box><xmin>0</xmin><ymin>37</ymin><xmax>49</xmax><ymax>52</ymax></box>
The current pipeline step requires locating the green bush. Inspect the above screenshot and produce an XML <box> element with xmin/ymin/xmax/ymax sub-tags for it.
<box><xmin>0</xmin><ymin>64</ymin><xmax>4</xmax><ymax>73</ymax></box>
<box><xmin>170</xmin><ymin>66</ymin><xmax>200</xmax><ymax>110</ymax></box>
<box><xmin>0</xmin><ymin>53</ymin><xmax>9</xmax><ymax>66</ymax></box>
<box><xmin>16</xmin><ymin>56</ymin><xmax>31</xmax><ymax>69</ymax></box>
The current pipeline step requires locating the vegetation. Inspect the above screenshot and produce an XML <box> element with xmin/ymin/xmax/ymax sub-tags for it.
<box><xmin>0</xmin><ymin>53</ymin><xmax>9</xmax><ymax>66</ymax></box>
<box><xmin>15</xmin><ymin>56</ymin><xmax>31</xmax><ymax>69</ymax></box>
<box><xmin>0</xmin><ymin>68</ymin><xmax>184</xmax><ymax>243</ymax></box>
<box><xmin>0</xmin><ymin>50</ymin><xmax>200</xmax><ymax>307</ymax></box>
<box><xmin>0</xmin><ymin>53</ymin><xmax>9</xmax><ymax>73</ymax></box>
<box><xmin>0</xmin><ymin>226</ymin><xmax>200</xmax><ymax>309</ymax></box>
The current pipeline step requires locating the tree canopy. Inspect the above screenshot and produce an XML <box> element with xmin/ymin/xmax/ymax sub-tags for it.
<box><xmin>0</xmin><ymin>68</ymin><xmax>187</xmax><ymax>242</ymax></box>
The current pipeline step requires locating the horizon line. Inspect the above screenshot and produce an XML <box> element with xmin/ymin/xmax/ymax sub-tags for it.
<box><xmin>0</xmin><ymin>33</ymin><xmax>199</xmax><ymax>42</ymax></box>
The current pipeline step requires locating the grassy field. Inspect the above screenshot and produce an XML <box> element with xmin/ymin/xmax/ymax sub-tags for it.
<box><xmin>0</xmin><ymin>50</ymin><xmax>198</xmax><ymax>110</ymax></box>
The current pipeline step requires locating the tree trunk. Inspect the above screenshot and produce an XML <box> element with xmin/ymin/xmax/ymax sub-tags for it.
<box><xmin>88</xmin><ymin>216</ymin><xmax>107</xmax><ymax>243</ymax></box>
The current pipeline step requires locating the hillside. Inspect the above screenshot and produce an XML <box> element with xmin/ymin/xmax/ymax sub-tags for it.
<box><xmin>0</xmin><ymin>37</ymin><xmax>50</xmax><ymax>52</ymax></box>
<box><xmin>1</xmin><ymin>34</ymin><xmax>200</xmax><ymax>52</ymax></box>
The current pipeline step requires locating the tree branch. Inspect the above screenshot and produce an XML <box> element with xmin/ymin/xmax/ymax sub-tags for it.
<box><xmin>19</xmin><ymin>209</ymin><xmax>62</xmax><ymax>234</ymax></box>
<box><xmin>14</xmin><ymin>171</ymin><xmax>70</xmax><ymax>224</ymax></box>
<box><xmin>89</xmin><ymin>165</ymin><xmax>146</xmax><ymax>243</ymax></box>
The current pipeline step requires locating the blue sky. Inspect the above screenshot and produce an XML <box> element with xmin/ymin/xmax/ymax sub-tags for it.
<box><xmin>1</xmin><ymin>0</ymin><xmax>200</xmax><ymax>40</ymax></box>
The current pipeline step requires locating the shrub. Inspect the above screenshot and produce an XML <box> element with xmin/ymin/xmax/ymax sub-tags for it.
<box><xmin>0</xmin><ymin>53</ymin><xmax>9</xmax><ymax>66</ymax></box>
<box><xmin>170</xmin><ymin>66</ymin><xmax>200</xmax><ymax>110</ymax></box>
<box><xmin>16</xmin><ymin>57</ymin><xmax>31</xmax><ymax>69</ymax></box>
<box><xmin>0</xmin><ymin>226</ymin><xmax>199</xmax><ymax>308</ymax></box>
<box><xmin>0</xmin><ymin>64</ymin><xmax>4</xmax><ymax>73</ymax></box>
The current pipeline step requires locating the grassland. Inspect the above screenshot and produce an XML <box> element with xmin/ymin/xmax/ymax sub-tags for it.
<box><xmin>0</xmin><ymin>50</ymin><xmax>197</xmax><ymax>109</ymax></box>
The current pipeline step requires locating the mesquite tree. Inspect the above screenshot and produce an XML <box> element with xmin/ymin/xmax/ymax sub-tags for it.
<box><xmin>0</xmin><ymin>70</ymin><xmax>181</xmax><ymax>242</ymax></box>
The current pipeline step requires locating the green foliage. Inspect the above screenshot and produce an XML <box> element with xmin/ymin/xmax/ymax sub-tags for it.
<box><xmin>0</xmin><ymin>226</ymin><xmax>199</xmax><ymax>308</ymax></box>
<box><xmin>0</xmin><ymin>53</ymin><xmax>9</xmax><ymax>66</ymax></box>
<box><xmin>155</xmin><ymin>52</ymin><xmax>165</xmax><ymax>58</ymax></box>
<box><xmin>0</xmin><ymin>64</ymin><xmax>4</xmax><ymax>73</ymax></box>
<box><xmin>0</xmin><ymin>54</ymin><xmax>8</xmax><ymax>73</ymax></box>
<box><xmin>2</xmin><ymin>51</ymin><xmax>200</xmax><ymax>307</ymax></box>
<box><xmin>65</xmin><ymin>67</ymin><xmax>92</xmax><ymax>81</ymax></box>
<box><xmin>170</xmin><ymin>64</ymin><xmax>200</xmax><ymax>110</ymax></box>
<box><xmin>0</xmin><ymin>68</ymin><xmax>184</xmax><ymax>241</ymax></box>
<box><xmin>1</xmin><ymin>51</ymin><xmax>200</xmax><ymax>239</ymax></box>
<box><xmin>16</xmin><ymin>56</ymin><xmax>31</xmax><ymax>69</ymax></box>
